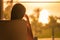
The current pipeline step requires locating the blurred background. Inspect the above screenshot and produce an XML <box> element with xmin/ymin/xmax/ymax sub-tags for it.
<box><xmin>0</xmin><ymin>0</ymin><xmax>60</xmax><ymax>40</ymax></box>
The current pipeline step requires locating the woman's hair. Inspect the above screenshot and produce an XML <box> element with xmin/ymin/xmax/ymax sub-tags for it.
<box><xmin>11</xmin><ymin>3</ymin><xmax>26</xmax><ymax>20</ymax></box>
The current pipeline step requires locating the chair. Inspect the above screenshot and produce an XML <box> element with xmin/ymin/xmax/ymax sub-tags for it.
<box><xmin>0</xmin><ymin>20</ymin><xmax>27</xmax><ymax>40</ymax></box>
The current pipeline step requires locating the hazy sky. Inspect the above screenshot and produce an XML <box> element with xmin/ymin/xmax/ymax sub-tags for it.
<box><xmin>4</xmin><ymin>0</ymin><xmax>60</xmax><ymax>17</ymax></box>
<box><xmin>17</xmin><ymin>0</ymin><xmax>60</xmax><ymax>17</ymax></box>
<box><xmin>21</xmin><ymin>3</ymin><xmax>60</xmax><ymax>17</ymax></box>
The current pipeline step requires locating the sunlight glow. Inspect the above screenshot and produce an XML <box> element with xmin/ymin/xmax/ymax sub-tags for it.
<box><xmin>38</xmin><ymin>9</ymin><xmax>49</xmax><ymax>24</ymax></box>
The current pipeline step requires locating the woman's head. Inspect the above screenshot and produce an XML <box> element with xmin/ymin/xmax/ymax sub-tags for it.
<box><xmin>11</xmin><ymin>3</ymin><xmax>26</xmax><ymax>20</ymax></box>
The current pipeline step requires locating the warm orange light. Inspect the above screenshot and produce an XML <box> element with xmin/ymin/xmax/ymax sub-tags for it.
<box><xmin>18</xmin><ymin>0</ymin><xmax>58</xmax><ymax>1</ymax></box>
<box><xmin>38</xmin><ymin>9</ymin><xmax>49</xmax><ymax>24</ymax></box>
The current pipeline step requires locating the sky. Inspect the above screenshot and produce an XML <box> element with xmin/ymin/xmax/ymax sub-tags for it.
<box><xmin>4</xmin><ymin>0</ymin><xmax>60</xmax><ymax>17</ymax></box>
<box><xmin>21</xmin><ymin>3</ymin><xmax>60</xmax><ymax>17</ymax></box>
<box><xmin>19</xmin><ymin>0</ymin><xmax>60</xmax><ymax>17</ymax></box>
<box><xmin>21</xmin><ymin>2</ymin><xmax>60</xmax><ymax>23</ymax></box>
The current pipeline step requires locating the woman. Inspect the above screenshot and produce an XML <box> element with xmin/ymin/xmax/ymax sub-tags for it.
<box><xmin>11</xmin><ymin>3</ymin><xmax>33</xmax><ymax>40</ymax></box>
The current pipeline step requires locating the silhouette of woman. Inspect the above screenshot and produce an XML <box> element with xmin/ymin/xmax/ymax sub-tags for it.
<box><xmin>11</xmin><ymin>3</ymin><xmax>33</xmax><ymax>40</ymax></box>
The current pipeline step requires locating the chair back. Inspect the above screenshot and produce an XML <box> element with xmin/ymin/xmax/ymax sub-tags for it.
<box><xmin>0</xmin><ymin>20</ymin><xmax>27</xmax><ymax>40</ymax></box>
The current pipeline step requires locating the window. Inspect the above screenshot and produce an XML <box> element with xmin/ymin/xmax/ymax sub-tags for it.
<box><xmin>3</xmin><ymin>0</ymin><xmax>60</xmax><ymax>40</ymax></box>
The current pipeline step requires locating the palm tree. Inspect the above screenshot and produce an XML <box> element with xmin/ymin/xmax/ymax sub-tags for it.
<box><xmin>48</xmin><ymin>16</ymin><xmax>60</xmax><ymax>40</ymax></box>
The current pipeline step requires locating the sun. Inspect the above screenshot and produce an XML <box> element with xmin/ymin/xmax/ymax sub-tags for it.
<box><xmin>38</xmin><ymin>9</ymin><xmax>49</xmax><ymax>24</ymax></box>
